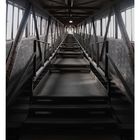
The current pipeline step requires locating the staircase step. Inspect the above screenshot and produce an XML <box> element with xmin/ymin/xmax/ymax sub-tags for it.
<box><xmin>57</xmin><ymin>51</ymin><xmax>83</xmax><ymax>55</ymax></box>
<box><xmin>32</xmin><ymin>99</ymin><xmax>108</xmax><ymax>105</ymax></box>
<box><xmin>31</xmin><ymin>96</ymin><xmax>109</xmax><ymax>104</ymax></box>
<box><xmin>24</xmin><ymin>117</ymin><xmax>117</xmax><ymax>128</ymax></box>
<box><xmin>30</xmin><ymin>104</ymin><xmax>111</xmax><ymax>111</ymax></box>
<box><xmin>30</xmin><ymin>110</ymin><xmax>109</xmax><ymax>118</ymax></box>
<box><xmin>59</xmin><ymin>48</ymin><xmax>81</xmax><ymax>52</ymax></box>
<box><xmin>10</xmin><ymin>104</ymin><xmax>29</xmax><ymax>113</ymax></box>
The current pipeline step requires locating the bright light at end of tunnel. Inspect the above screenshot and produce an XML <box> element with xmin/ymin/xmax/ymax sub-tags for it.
<box><xmin>69</xmin><ymin>20</ymin><xmax>73</xmax><ymax>23</ymax></box>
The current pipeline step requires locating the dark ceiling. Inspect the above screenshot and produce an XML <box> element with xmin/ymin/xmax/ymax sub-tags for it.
<box><xmin>10</xmin><ymin>0</ymin><xmax>134</xmax><ymax>26</ymax></box>
<box><xmin>32</xmin><ymin>0</ymin><xmax>115</xmax><ymax>25</ymax></box>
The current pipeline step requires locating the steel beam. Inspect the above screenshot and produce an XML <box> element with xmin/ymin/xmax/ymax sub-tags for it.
<box><xmin>92</xmin><ymin>18</ymin><xmax>98</xmax><ymax>64</ymax></box>
<box><xmin>11</xmin><ymin>1</ymin><xmax>15</xmax><ymax>40</ymax></box>
<box><xmin>100</xmin><ymin>8</ymin><xmax>112</xmax><ymax>61</ymax></box>
<box><xmin>51</xmin><ymin>12</ymin><xmax>91</xmax><ymax>15</ymax></box>
<box><xmin>6</xmin><ymin>2</ymin><xmax>31</xmax><ymax>81</ymax></box>
<box><xmin>32</xmin><ymin>5</ymin><xmax>42</xmax><ymax>60</ymax></box>
<box><xmin>100</xmin><ymin>18</ymin><xmax>103</xmax><ymax>36</ymax></box>
<box><xmin>114</xmin><ymin>5</ymin><xmax>134</xmax><ymax>73</ymax></box>
<box><xmin>44</xmin><ymin>16</ymin><xmax>51</xmax><ymax>43</ymax></box>
<box><xmin>6</xmin><ymin>2</ymin><xmax>8</xmax><ymax>39</ymax></box>
<box><xmin>115</xmin><ymin>16</ymin><xmax>118</xmax><ymax>39</ymax></box>
<box><xmin>44</xmin><ymin>6</ymin><xmax>99</xmax><ymax>10</ymax></box>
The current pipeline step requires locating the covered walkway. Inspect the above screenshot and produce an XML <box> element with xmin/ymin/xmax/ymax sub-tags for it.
<box><xmin>6</xmin><ymin>0</ymin><xmax>134</xmax><ymax>140</ymax></box>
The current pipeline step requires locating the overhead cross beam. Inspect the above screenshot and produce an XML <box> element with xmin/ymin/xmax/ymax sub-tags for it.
<box><xmin>55</xmin><ymin>16</ymin><xmax>88</xmax><ymax>18</ymax></box>
<box><xmin>78</xmin><ymin>0</ymin><xmax>98</xmax><ymax>6</ymax></box>
<box><xmin>51</xmin><ymin>12</ymin><xmax>92</xmax><ymax>15</ymax></box>
<box><xmin>47</xmin><ymin>0</ymin><xmax>64</xmax><ymax>5</ymax></box>
<box><xmin>43</xmin><ymin>6</ymin><xmax>99</xmax><ymax>10</ymax></box>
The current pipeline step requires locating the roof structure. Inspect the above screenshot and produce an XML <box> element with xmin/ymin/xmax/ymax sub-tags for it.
<box><xmin>10</xmin><ymin>0</ymin><xmax>134</xmax><ymax>26</ymax></box>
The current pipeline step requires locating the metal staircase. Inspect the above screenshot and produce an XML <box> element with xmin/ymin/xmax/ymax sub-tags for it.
<box><xmin>7</xmin><ymin>34</ymin><xmax>134</xmax><ymax>140</ymax></box>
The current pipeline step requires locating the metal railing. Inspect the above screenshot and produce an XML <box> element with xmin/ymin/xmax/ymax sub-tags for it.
<box><xmin>7</xmin><ymin>34</ymin><xmax>67</xmax><ymax>106</ymax></box>
<box><xmin>33</xmin><ymin>39</ymin><xmax>50</xmax><ymax>77</ymax></box>
<box><xmin>76</xmin><ymin>34</ymin><xmax>133</xmax><ymax>103</ymax></box>
<box><xmin>96</xmin><ymin>40</ymin><xmax>133</xmax><ymax>103</ymax></box>
<box><xmin>7</xmin><ymin>39</ymin><xmax>52</xmax><ymax>106</ymax></box>
<box><xmin>95</xmin><ymin>41</ymin><xmax>109</xmax><ymax>79</ymax></box>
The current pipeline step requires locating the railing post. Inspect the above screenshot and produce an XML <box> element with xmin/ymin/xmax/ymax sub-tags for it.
<box><xmin>44</xmin><ymin>43</ymin><xmax>47</xmax><ymax>61</ymax></box>
<box><xmin>33</xmin><ymin>40</ymin><xmax>36</xmax><ymax>77</ymax></box>
<box><xmin>96</xmin><ymin>42</ymin><xmax>99</xmax><ymax>67</ymax></box>
<box><xmin>48</xmin><ymin>43</ymin><xmax>50</xmax><ymax>59</ymax></box>
<box><xmin>105</xmin><ymin>41</ymin><xmax>109</xmax><ymax>79</ymax></box>
<box><xmin>105</xmin><ymin>40</ymin><xmax>111</xmax><ymax>99</ymax></box>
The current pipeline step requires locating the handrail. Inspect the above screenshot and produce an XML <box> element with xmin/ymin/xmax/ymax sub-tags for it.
<box><xmin>75</xmin><ymin>34</ymin><xmax>133</xmax><ymax>104</ymax></box>
<box><xmin>32</xmin><ymin>34</ymin><xmax>67</xmax><ymax>85</ymax></box>
<box><xmin>107</xmin><ymin>54</ymin><xmax>134</xmax><ymax>103</ymax></box>
<box><xmin>33</xmin><ymin>39</ymin><xmax>50</xmax><ymax>78</ymax></box>
<box><xmin>96</xmin><ymin>40</ymin><xmax>108</xmax><ymax>69</ymax></box>
<box><xmin>7</xmin><ymin>53</ymin><xmax>35</xmax><ymax>106</ymax></box>
<box><xmin>7</xmin><ymin>35</ymin><xmax>67</xmax><ymax>106</ymax></box>
<box><xmin>35</xmin><ymin>39</ymin><xmax>49</xmax><ymax>45</ymax></box>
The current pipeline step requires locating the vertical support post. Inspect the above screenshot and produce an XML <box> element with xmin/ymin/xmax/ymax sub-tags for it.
<box><xmin>82</xmin><ymin>22</ymin><xmax>86</xmax><ymax>49</ymax></box>
<box><xmin>88</xmin><ymin>22</ymin><xmax>92</xmax><ymax>57</ymax></box>
<box><xmin>100</xmin><ymin>8</ymin><xmax>112</xmax><ymax>61</ymax></box>
<box><xmin>105</xmin><ymin>41</ymin><xmax>109</xmax><ymax>79</ymax></box>
<box><xmin>25</xmin><ymin>15</ymin><xmax>29</xmax><ymax>37</ymax></box>
<box><xmin>17</xmin><ymin>8</ymin><xmax>19</xmax><ymax>29</ymax></box>
<box><xmin>6</xmin><ymin>1</ymin><xmax>8</xmax><ymax>39</ymax></box>
<box><xmin>44</xmin><ymin>43</ymin><xmax>47</xmax><ymax>61</ymax></box>
<box><xmin>44</xmin><ymin>16</ymin><xmax>51</xmax><ymax>60</ymax></box>
<box><xmin>100</xmin><ymin>19</ymin><xmax>103</xmax><ymax>36</ymax></box>
<box><xmin>51</xmin><ymin>20</ymin><xmax>54</xmax><ymax>53</ymax></box>
<box><xmin>104</xmin><ymin>41</ymin><xmax>110</xmax><ymax>100</ymax></box>
<box><xmin>96</xmin><ymin>42</ymin><xmax>99</xmax><ymax>67</ymax></box>
<box><xmin>11</xmin><ymin>1</ymin><xmax>15</xmax><ymax>40</ymax></box>
<box><xmin>44</xmin><ymin>16</ymin><xmax>51</xmax><ymax>43</ymax></box>
<box><xmin>85</xmin><ymin>23</ymin><xmax>88</xmax><ymax>52</ymax></box>
<box><xmin>115</xmin><ymin>15</ymin><xmax>118</xmax><ymax>39</ymax></box>
<box><xmin>40</xmin><ymin>17</ymin><xmax>42</xmax><ymax>35</ymax></box>
<box><xmin>54</xmin><ymin>22</ymin><xmax>56</xmax><ymax>47</ymax></box>
<box><xmin>57</xmin><ymin>22</ymin><xmax>59</xmax><ymax>38</ymax></box>
<box><xmin>32</xmin><ymin>5</ymin><xmax>42</xmax><ymax>60</ymax></box>
<box><xmin>48</xmin><ymin>43</ymin><xmax>50</xmax><ymax>58</ymax></box>
<box><xmin>92</xmin><ymin>17</ymin><xmax>98</xmax><ymax>62</ymax></box>
<box><xmin>42</xmin><ymin>42</ymin><xmax>44</xmax><ymax>66</ymax></box>
<box><xmin>33</xmin><ymin>40</ymin><xmax>36</xmax><ymax>77</ymax></box>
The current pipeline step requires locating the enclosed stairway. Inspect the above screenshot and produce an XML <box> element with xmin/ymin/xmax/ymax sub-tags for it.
<box><xmin>7</xmin><ymin>34</ymin><xmax>134</xmax><ymax>140</ymax></box>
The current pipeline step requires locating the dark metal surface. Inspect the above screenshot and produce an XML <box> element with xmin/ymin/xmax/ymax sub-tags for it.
<box><xmin>34</xmin><ymin>72</ymin><xmax>107</xmax><ymax>97</ymax></box>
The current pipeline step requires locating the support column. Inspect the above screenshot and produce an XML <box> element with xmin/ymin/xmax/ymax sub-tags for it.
<box><xmin>92</xmin><ymin>17</ymin><xmax>98</xmax><ymax>63</ymax></box>
<box><xmin>100</xmin><ymin>8</ymin><xmax>112</xmax><ymax>61</ymax></box>
<box><xmin>32</xmin><ymin>5</ymin><xmax>42</xmax><ymax>60</ymax></box>
<box><xmin>44</xmin><ymin>16</ymin><xmax>51</xmax><ymax>43</ymax></box>
<box><xmin>44</xmin><ymin>16</ymin><xmax>51</xmax><ymax>60</ymax></box>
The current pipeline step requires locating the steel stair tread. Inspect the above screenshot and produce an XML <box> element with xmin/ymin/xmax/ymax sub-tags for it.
<box><xmin>25</xmin><ymin>117</ymin><xmax>117</xmax><ymax>125</ymax></box>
